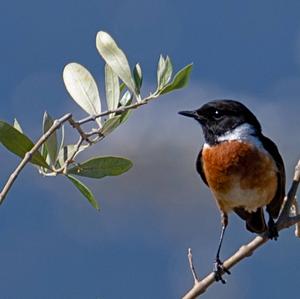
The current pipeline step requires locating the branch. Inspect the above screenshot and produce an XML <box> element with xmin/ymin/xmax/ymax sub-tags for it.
<box><xmin>0</xmin><ymin>113</ymin><xmax>72</xmax><ymax>205</ymax></box>
<box><xmin>68</xmin><ymin>117</ymin><xmax>92</xmax><ymax>143</ymax></box>
<box><xmin>76</xmin><ymin>92</ymin><xmax>159</xmax><ymax>126</ymax></box>
<box><xmin>51</xmin><ymin>92</ymin><xmax>161</xmax><ymax>173</ymax></box>
<box><xmin>182</xmin><ymin>159</ymin><xmax>300</xmax><ymax>299</ymax></box>
<box><xmin>0</xmin><ymin>91</ymin><xmax>160</xmax><ymax>203</ymax></box>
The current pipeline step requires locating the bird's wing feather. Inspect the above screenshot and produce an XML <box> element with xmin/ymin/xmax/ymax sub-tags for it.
<box><xmin>196</xmin><ymin>147</ymin><xmax>208</xmax><ymax>186</ymax></box>
<box><xmin>260</xmin><ymin>135</ymin><xmax>286</xmax><ymax>219</ymax></box>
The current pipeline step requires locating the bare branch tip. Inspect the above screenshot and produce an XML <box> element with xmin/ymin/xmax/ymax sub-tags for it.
<box><xmin>187</xmin><ymin>247</ymin><xmax>199</xmax><ymax>284</ymax></box>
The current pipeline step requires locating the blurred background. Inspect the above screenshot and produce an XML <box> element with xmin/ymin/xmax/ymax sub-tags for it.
<box><xmin>0</xmin><ymin>0</ymin><xmax>300</xmax><ymax>298</ymax></box>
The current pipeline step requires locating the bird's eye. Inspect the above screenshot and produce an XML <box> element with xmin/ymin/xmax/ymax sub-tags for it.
<box><xmin>213</xmin><ymin>109</ymin><xmax>222</xmax><ymax>119</ymax></box>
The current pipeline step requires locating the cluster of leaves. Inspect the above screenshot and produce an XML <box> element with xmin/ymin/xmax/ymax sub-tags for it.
<box><xmin>0</xmin><ymin>31</ymin><xmax>192</xmax><ymax>209</ymax></box>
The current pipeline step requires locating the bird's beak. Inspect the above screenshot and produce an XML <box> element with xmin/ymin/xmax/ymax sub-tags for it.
<box><xmin>178</xmin><ymin>110</ymin><xmax>198</xmax><ymax>118</ymax></box>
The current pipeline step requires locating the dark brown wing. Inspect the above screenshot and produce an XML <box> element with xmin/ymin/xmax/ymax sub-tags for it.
<box><xmin>196</xmin><ymin>147</ymin><xmax>208</xmax><ymax>186</ymax></box>
<box><xmin>260</xmin><ymin>135</ymin><xmax>286</xmax><ymax>219</ymax></box>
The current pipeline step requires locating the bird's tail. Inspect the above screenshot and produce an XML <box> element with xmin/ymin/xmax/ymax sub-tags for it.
<box><xmin>234</xmin><ymin>207</ymin><xmax>267</xmax><ymax>233</ymax></box>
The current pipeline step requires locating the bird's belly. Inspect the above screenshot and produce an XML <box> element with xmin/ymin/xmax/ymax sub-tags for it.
<box><xmin>202</xmin><ymin>140</ymin><xmax>278</xmax><ymax>213</ymax></box>
<box><xmin>214</xmin><ymin>177</ymin><xmax>276</xmax><ymax>213</ymax></box>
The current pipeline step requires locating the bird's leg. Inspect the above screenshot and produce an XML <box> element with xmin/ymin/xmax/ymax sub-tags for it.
<box><xmin>267</xmin><ymin>215</ymin><xmax>279</xmax><ymax>240</ymax></box>
<box><xmin>213</xmin><ymin>212</ymin><xmax>231</xmax><ymax>284</ymax></box>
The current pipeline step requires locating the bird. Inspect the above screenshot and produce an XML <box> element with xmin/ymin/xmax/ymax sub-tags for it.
<box><xmin>179</xmin><ymin>99</ymin><xmax>285</xmax><ymax>283</ymax></box>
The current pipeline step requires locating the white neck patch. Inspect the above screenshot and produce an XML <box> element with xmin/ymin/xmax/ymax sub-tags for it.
<box><xmin>217</xmin><ymin>123</ymin><xmax>262</xmax><ymax>148</ymax></box>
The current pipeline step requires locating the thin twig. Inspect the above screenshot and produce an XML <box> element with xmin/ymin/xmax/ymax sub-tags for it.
<box><xmin>68</xmin><ymin>117</ymin><xmax>91</xmax><ymax>143</ymax></box>
<box><xmin>188</xmin><ymin>248</ymin><xmax>199</xmax><ymax>284</ymax></box>
<box><xmin>277</xmin><ymin>159</ymin><xmax>300</xmax><ymax>225</ymax></box>
<box><xmin>76</xmin><ymin>92</ymin><xmax>159</xmax><ymax>126</ymax></box>
<box><xmin>0</xmin><ymin>113</ymin><xmax>72</xmax><ymax>205</ymax></box>
<box><xmin>53</xmin><ymin>93</ymin><xmax>160</xmax><ymax>171</ymax></box>
<box><xmin>54</xmin><ymin>136</ymin><xmax>86</xmax><ymax>174</ymax></box>
<box><xmin>53</xmin><ymin>129</ymin><xmax>106</xmax><ymax>174</ymax></box>
<box><xmin>182</xmin><ymin>159</ymin><xmax>300</xmax><ymax>299</ymax></box>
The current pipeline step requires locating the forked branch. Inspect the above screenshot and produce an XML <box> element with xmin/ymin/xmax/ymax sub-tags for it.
<box><xmin>0</xmin><ymin>113</ymin><xmax>72</xmax><ymax>204</ymax></box>
<box><xmin>0</xmin><ymin>96</ymin><xmax>153</xmax><ymax>205</ymax></box>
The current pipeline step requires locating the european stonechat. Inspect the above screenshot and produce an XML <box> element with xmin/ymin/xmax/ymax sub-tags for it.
<box><xmin>179</xmin><ymin>100</ymin><xmax>285</xmax><ymax>283</ymax></box>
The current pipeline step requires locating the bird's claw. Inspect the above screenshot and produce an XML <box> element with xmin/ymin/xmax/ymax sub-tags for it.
<box><xmin>267</xmin><ymin>226</ymin><xmax>279</xmax><ymax>240</ymax></box>
<box><xmin>267</xmin><ymin>218</ymin><xmax>279</xmax><ymax>240</ymax></box>
<box><xmin>213</xmin><ymin>258</ymin><xmax>231</xmax><ymax>284</ymax></box>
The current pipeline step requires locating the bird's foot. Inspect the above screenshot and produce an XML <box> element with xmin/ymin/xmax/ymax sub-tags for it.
<box><xmin>267</xmin><ymin>218</ymin><xmax>279</xmax><ymax>240</ymax></box>
<box><xmin>213</xmin><ymin>258</ymin><xmax>231</xmax><ymax>284</ymax></box>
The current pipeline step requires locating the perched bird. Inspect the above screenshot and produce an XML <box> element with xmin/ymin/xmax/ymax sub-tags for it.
<box><xmin>179</xmin><ymin>100</ymin><xmax>285</xmax><ymax>283</ymax></box>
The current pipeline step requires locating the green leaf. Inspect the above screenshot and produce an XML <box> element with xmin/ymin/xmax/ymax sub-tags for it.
<box><xmin>105</xmin><ymin>64</ymin><xmax>120</xmax><ymax>118</ymax></box>
<box><xmin>118</xmin><ymin>92</ymin><xmax>133</xmax><ymax>125</ymax></box>
<box><xmin>133</xmin><ymin>63</ymin><xmax>143</xmax><ymax>93</ymax></box>
<box><xmin>56</xmin><ymin>124</ymin><xmax>65</xmax><ymax>167</ymax></box>
<box><xmin>13</xmin><ymin>118</ymin><xmax>23</xmax><ymax>133</ymax></box>
<box><xmin>0</xmin><ymin>120</ymin><xmax>49</xmax><ymax>168</ymax></box>
<box><xmin>157</xmin><ymin>55</ymin><xmax>165</xmax><ymax>87</ymax></box>
<box><xmin>68</xmin><ymin>156</ymin><xmax>133</xmax><ymax>179</ymax></box>
<box><xmin>63</xmin><ymin>62</ymin><xmax>102</xmax><ymax>126</ymax></box>
<box><xmin>163</xmin><ymin>56</ymin><xmax>173</xmax><ymax>86</ymax></box>
<box><xmin>96</xmin><ymin>31</ymin><xmax>136</xmax><ymax>95</ymax></box>
<box><xmin>100</xmin><ymin>92</ymin><xmax>133</xmax><ymax>137</ymax></box>
<box><xmin>157</xmin><ymin>55</ymin><xmax>173</xmax><ymax>89</ymax></box>
<box><xmin>66</xmin><ymin>175</ymin><xmax>99</xmax><ymax>210</ymax></box>
<box><xmin>159</xmin><ymin>63</ymin><xmax>193</xmax><ymax>95</ymax></box>
<box><xmin>100</xmin><ymin>116</ymin><xmax>122</xmax><ymax>136</ymax></box>
<box><xmin>41</xmin><ymin>142</ymin><xmax>48</xmax><ymax>160</ymax></box>
<box><xmin>43</xmin><ymin>112</ymin><xmax>58</xmax><ymax>165</ymax></box>
<box><xmin>119</xmin><ymin>90</ymin><xmax>132</xmax><ymax>107</ymax></box>
<box><xmin>120</xmin><ymin>104</ymin><xmax>133</xmax><ymax>125</ymax></box>
<box><xmin>120</xmin><ymin>109</ymin><xmax>132</xmax><ymax>125</ymax></box>
<box><xmin>119</xmin><ymin>82</ymin><xmax>126</xmax><ymax>94</ymax></box>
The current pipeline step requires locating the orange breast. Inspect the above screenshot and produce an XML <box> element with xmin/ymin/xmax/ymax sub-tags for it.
<box><xmin>202</xmin><ymin>141</ymin><xmax>277</xmax><ymax>212</ymax></box>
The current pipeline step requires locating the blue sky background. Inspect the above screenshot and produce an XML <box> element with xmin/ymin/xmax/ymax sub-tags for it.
<box><xmin>0</xmin><ymin>0</ymin><xmax>300</xmax><ymax>298</ymax></box>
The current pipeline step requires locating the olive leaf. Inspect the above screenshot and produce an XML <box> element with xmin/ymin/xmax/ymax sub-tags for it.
<box><xmin>96</xmin><ymin>31</ymin><xmax>136</xmax><ymax>95</ymax></box>
<box><xmin>43</xmin><ymin>112</ymin><xmax>58</xmax><ymax>165</ymax></box>
<box><xmin>13</xmin><ymin>118</ymin><xmax>23</xmax><ymax>133</ymax></box>
<box><xmin>68</xmin><ymin>156</ymin><xmax>133</xmax><ymax>179</ymax></box>
<box><xmin>63</xmin><ymin>62</ymin><xmax>102</xmax><ymax>127</ymax></box>
<box><xmin>105</xmin><ymin>64</ymin><xmax>120</xmax><ymax>118</ymax></box>
<box><xmin>159</xmin><ymin>63</ymin><xmax>193</xmax><ymax>95</ymax></box>
<box><xmin>66</xmin><ymin>175</ymin><xmax>99</xmax><ymax>210</ymax></box>
<box><xmin>133</xmin><ymin>63</ymin><xmax>143</xmax><ymax>93</ymax></box>
<box><xmin>157</xmin><ymin>55</ymin><xmax>172</xmax><ymax>89</ymax></box>
<box><xmin>0</xmin><ymin>120</ymin><xmax>49</xmax><ymax>168</ymax></box>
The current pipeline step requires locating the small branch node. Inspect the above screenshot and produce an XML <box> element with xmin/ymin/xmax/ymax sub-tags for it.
<box><xmin>68</xmin><ymin>118</ymin><xmax>91</xmax><ymax>143</ymax></box>
<box><xmin>239</xmin><ymin>245</ymin><xmax>253</xmax><ymax>257</ymax></box>
<box><xmin>24</xmin><ymin>152</ymin><xmax>32</xmax><ymax>161</ymax></box>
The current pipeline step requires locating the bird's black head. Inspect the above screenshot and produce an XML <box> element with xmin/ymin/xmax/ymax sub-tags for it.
<box><xmin>179</xmin><ymin>99</ymin><xmax>262</xmax><ymax>145</ymax></box>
